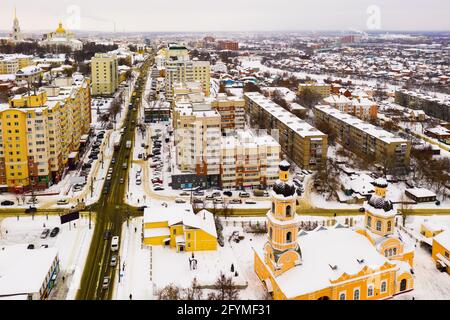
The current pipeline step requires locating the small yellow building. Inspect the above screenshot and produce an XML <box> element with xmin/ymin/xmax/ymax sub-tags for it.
<box><xmin>143</xmin><ymin>203</ymin><xmax>217</xmax><ymax>252</ymax></box>
<box><xmin>421</xmin><ymin>222</ymin><xmax>446</xmax><ymax>239</ymax></box>
<box><xmin>254</xmin><ymin>162</ymin><xmax>414</xmax><ymax>300</ymax></box>
<box><xmin>432</xmin><ymin>230</ymin><xmax>450</xmax><ymax>274</ymax></box>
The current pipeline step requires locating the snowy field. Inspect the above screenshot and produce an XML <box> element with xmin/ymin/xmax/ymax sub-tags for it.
<box><xmin>0</xmin><ymin>215</ymin><xmax>94</xmax><ymax>300</ymax></box>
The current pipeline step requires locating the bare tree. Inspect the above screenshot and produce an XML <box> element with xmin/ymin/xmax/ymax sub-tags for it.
<box><xmin>399</xmin><ymin>194</ymin><xmax>413</xmax><ymax>227</ymax></box>
<box><xmin>183</xmin><ymin>278</ymin><xmax>203</xmax><ymax>300</ymax></box>
<box><xmin>207</xmin><ymin>273</ymin><xmax>240</xmax><ymax>300</ymax></box>
<box><xmin>157</xmin><ymin>283</ymin><xmax>182</xmax><ymax>300</ymax></box>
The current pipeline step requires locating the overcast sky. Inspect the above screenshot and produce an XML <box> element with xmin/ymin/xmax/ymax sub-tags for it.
<box><xmin>2</xmin><ymin>0</ymin><xmax>450</xmax><ymax>33</ymax></box>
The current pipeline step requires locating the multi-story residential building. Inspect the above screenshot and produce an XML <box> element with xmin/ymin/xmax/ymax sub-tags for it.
<box><xmin>15</xmin><ymin>66</ymin><xmax>43</xmax><ymax>84</ymax></box>
<box><xmin>91</xmin><ymin>53</ymin><xmax>119</xmax><ymax>96</ymax></box>
<box><xmin>0</xmin><ymin>77</ymin><xmax>91</xmax><ymax>192</ymax></box>
<box><xmin>217</xmin><ymin>40</ymin><xmax>239</xmax><ymax>51</ymax></box>
<box><xmin>161</xmin><ymin>44</ymin><xmax>210</xmax><ymax>101</ymax></box>
<box><xmin>395</xmin><ymin>89</ymin><xmax>450</xmax><ymax>122</ymax></box>
<box><xmin>244</xmin><ymin>92</ymin><xmax>328</xmax><ymax>170</ymax></box>
<box><xmin>314</xmin><ymin>105</ymin><xmax>411</xmax><ymax>170</ymax></box>
<box><xmin>324</xmin><ymin>94</ymin><xmax>378</xmax><ymax>121</ymax></box>
<box><xmin>211</xmin><ymin>94</ymin><xmax>246</xmax><ymax>133</ymax></box>
<box><xmin>298</xmin><ymin>81</ymin><xmax>332</xmax><ymax>98</ymax></box>
<box><xmin>173</xmin><ymin>99</ymin><xmax>222</xmax><ymax>189</ymax></box>
<box><xmin>221</xmin><ymin>130</ymin><xmax>280</xmax><ymax>189</ymax></box>
<box><xmin>0</xmin><ymin>54</ymin><xmax>31</xmax><ymax>75</ymax></box>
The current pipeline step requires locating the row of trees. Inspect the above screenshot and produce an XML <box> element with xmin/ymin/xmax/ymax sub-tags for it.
<box><xmin>157</xmin><ymin>273</ymin><xmax>240</xmax><ymax>300</ymax></box>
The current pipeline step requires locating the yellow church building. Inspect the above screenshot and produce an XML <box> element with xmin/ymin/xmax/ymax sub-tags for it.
<box><xmin>143</xmin><ymin>202</ymin><xmax>217</xmax><ymax>252</ymax></box>
<box><xmin>254</xmin><ymin>161</ymin><xmax>414</xmax><ymax>300</ymax></box>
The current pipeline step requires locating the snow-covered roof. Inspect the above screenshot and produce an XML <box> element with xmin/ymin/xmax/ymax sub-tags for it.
<box><xmin>256</xmin><ymin>227</ymin><xmax>394</xmax><ymax>298</ymax></box>
<box><xmin>434</xmin><ymin>229</ymin><xmax>450</xmax><ymax>250</ymax></box>
<box><xmin>144</xmin><ymin>203</ymin><xmax>217</xmax><ymax>238</ymax></box>
<box><xmin>406</xmin><ymin>188</ymin><xmax>436</xmax><ymax>199</ymax></box>
<box><xmin>0</xmin><ymin>245</ymin><xmax>58</xmax><ymax>297</ymax></box>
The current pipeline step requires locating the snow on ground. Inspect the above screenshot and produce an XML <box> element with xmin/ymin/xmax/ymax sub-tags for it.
<box><xmin>0</xmin><ymin>215</ymin><xmax>94</xmax><ymax>299</ymax></box>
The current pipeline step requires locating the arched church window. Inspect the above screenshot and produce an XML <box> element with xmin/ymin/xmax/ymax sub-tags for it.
<box><xmin>387</xmin><ymin>221</ymin><xmax>392</xmax><ymax>232</ymax></box>
<box><xmin>385</xmin><ymin>250</ymin><xmax>388</xmax><ymax>257</ymax></box>
<box><xmin>376</xmin><ymin>220</ymin><xmax>382</xmax><ymax>231</ymax></box>
<box><xmin>393</xmin><ymin>248</ymin><xmax>397</xmax><ymax>256</ymax></box>
<box><xmin>389</xmin><ymin>248</ymin><xmax>393</xmax><ymax>256</ymax></box>
<box><xmin>286</xmin><ymin>205</ymin><xmax>292</xmax><ymax>217</ymax></box>
<box><xmin>286</xmin><ymin>232</ymin><xmax>292</xmax><ymax>243</ymax></box>
<box><xmin>367</xmin><ymin>216</ymin><xmax>372</xmax><ymax>228</ymax></box>
<box><xmin>272</xmin><ymin>203</ymin><xmax>275</xmax><ymax>214</ymax></box>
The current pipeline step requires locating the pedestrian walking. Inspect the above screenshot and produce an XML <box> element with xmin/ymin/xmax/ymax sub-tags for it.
<box><xmin>129</xmin><ymin>294</ymin><xmax>132</xmax><ymax>300</ymax></box>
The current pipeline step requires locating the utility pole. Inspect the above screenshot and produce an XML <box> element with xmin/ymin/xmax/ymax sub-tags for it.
<box><xmin>89</xmin><ymin>209</ymin><xmax>92</xmax><ymax>230</ymax></box>
<box><xmin>90</xmin><ymin>176</ymin><xmax>94</xmax><ymax>198</ymax></box>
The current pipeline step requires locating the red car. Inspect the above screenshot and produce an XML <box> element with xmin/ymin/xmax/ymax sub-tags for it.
<box><xmin>152</xmin><ymin>178</ymin><xmax>163</xmax><ymax>184</ymax></box>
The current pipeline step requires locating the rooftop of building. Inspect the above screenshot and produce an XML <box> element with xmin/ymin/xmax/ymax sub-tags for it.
<box><xmin>314</xmin><ymin>105</ymin><xmax>408</xmax><ymax>144</ymax></box>
<box><xmin>0</xmin><ymin>245</ymin><xmax>58</xmax><ymax>297</ymax></box>
<box><xmin>245</xmin><ymin>92</ymin><xmax>326</xmax><ymax>138</ymax></box>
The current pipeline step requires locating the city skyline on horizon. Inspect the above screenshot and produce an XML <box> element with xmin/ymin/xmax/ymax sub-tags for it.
<box><xmin>1</xmin><ymin>0</ymin><xmax>450</xmax><ymax>34</ymax></box>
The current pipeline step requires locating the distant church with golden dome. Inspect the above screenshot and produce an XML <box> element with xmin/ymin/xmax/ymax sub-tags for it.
<box><xmin>39</xmin><ymin>22</ymin><xmax>83</xmax><ymax>51</ymax></box>
<box><xmin>254</xmin><ymin>161</ymin><xmax>415</xmax><ymax>300</ymax></box>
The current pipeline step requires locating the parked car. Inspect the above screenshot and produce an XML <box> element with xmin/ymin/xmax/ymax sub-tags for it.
<box><xmin>152</xmin><ymin>178</ymin><xmax>163</xmax><ymax>184</ymax></box>
<box><xmin>27</xmin><ymin>244</ymin><xmax>35</xmax><ymax>250</ymax></box>
<box><xmin>154</xmin><ymin>186</ymin><xmax>165</xmax><ymax>191</ymax></box>
<box><xmin>1</xmin><ymin>200</ymin><xmax>14</xmax><ymax>206</ymax></box>
<box><xmin>245</xmin><ymin>201</ymin><xmax>257</xmax><ymax>205</ymax></box>
<box><xmin>213</xmin><ymin>198</ymin><xmax>224</xmax><ymax>204</ymax></box>
<box><xmin>179</xmin><ymin>192</ymin><xmax>190</xmax><ymax>197</ymax></box>
<box><xmin>230</xmin><ymin>199</ymin><xmax>242</xmax><ymax>204</ymax></box>
<box><xmin>212</xmin><ymin>192</ymin><xmax>222</xmax><ymax>198</ymax></box>
<box><xmin>40</xmin><ymin>229</ymin><xmax>50</xmax><ymax>239</ymax></box>
<box><xmin>136</xmin><ymin>179</ymin><xmax>142</xmax><ymax>186</ymax></box>
<box><xmin>175</xmin><ymin>198</ymin><xmax>186</xmax><ymax>204</ymax></box>
<box><xmin>193</xmin><ymin>191</ymin><xmax>205</xmax><ymax>197</ymax></box>
<box><xmin>239</xmin><ymin>192</ymin><xmax>251</xmax><ymax>198</ymax></box>
<box><xmin>57</xmin><ymin>199</ymin><xmax>69</xmax><ymax>205</ymax></box>
<box><xmin>120</xmin><ymin>178</ymin><xmax>125</xmax><ymax>184</ymax></box>
<box><xmin>224</xmin><ymin>191</ymin><xmax>233</xmax><ymax>197</ymax></box>
<box><xmin>111</xmin><ymin>236</ymin><xmax>119</xmax><ymax>252</ymax></box>
<box><xmin>50</xmin><ymin>227</ymin><xmax>60</xmax><ymax>238</ymax></box>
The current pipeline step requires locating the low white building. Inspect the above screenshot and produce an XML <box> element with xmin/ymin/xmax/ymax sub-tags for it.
<box><xmin>0</xmin><ymin>245</ymin><xmax>60</xmax><ymax>300</ymax></box>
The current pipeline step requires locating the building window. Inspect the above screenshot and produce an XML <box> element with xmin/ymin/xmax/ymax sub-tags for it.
<box><xmin>286</xmin><ymin>205</ymin><xmax>292</xmax><ymax>217</ymax></box>
<box><xmin>387</xmin><ymin>221</ymin><xmax>392</xmax><ymax>232</ymax></box>
<box><xmin>339</xmin><ymin>293</ymin><xmax>346</xmax><ymax>300</ymax></box>
<box><xmin>393</xmin><ymin>248</ymin><xmax>397</xmax><ymax>256</ymax></box>
<box><xmin>272</xmin><ymin>203</ymin><xmax>275</xmax><ymax>214</ymax></box>
<box><xmin>376</xmin><ymin>220</ymin><xmax>382</xmax><ymax>231</ymax></box>
<box><xmin>269</xmin><ymin>228</ymin><xmax>273</xmax><ymax>240</ymax></box>
<box><xmin>286</xmin><ymin>232</ymin><xmax>292</xmax><ymax>243</ymax></box>
<box><xmin>354</xmin><ymin>289</ymin><xmax>360</xmax><ymax>300</ymax></box>
<box><xmin>367</xmin><ymin>216</ymin><xmax>372</xmax><ymax>228</ymax></box>
<box><xmin>173</xmin><ymin>229</ymin><xmax>176</xmax><ymax>235</ymax></box>
<box><xmin>367</xmin><ymin>285</ymin><xmax>374</xmax><ymax>297</ymax></box>
<box><xmin>381</xmin><ymin>281</ymin><xmax>387</xmax><ymax>293</ymax></box>
<box><xmin>389</xmin><ymin>249</ymin><xmax>393</xmax><ymax>256</ymax></box>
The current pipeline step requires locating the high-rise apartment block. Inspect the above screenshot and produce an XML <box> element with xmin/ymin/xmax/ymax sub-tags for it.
<box><xmin>91</xmin><ymin>53</ymin><xmax>119</xmax><ymax>96</ymax></box>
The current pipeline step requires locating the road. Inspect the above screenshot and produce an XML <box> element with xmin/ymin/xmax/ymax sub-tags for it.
<box><xmin>76</xmin><ymin>55</ymin><xmax>153</xmax><ymax>300</ymax></box>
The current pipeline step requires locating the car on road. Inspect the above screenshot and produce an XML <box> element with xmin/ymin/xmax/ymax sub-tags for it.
<box><xmin>104</xmin><ymin>230</ymin><xmax>112</xmax><ymax>240</ymax></box>
<box><xmin>50</xmin><ymin>227</ymin><xmax>60</xmax><ymax>238</ymax></box>
<box><xmin>111</xmin><ymin>236</ymin><xmax>119</xmax><ymax>252</ymax></box>
<box><xmin>110</xmin><ymin>255</ymin><xmax>118</xmax><ymax>267</ymax></box>
<box><xmin>57</xmin><ymin>199</ymin><xmax>69</xmax><ymax>205</ymax></box>
<box><xmin>120</xmin><ymin>178</ymin><xmax>125</xmax><ymax>184</ymax></box>
<box><xmin>122</xmin><ymin>163</ymin><xmax>127</xmax><ymax>170</ymax></box>
<box><xmin>112</xmin><ymin>158</ymin><xmax>116</xmax><ymax>164</ymax></box>
<box><xmin>1</xmin><ymin>200</ymin><xmax>14</xmax><ymax>206</ymax></box>
<box><xmin>108</xmin><ymin>168</ymin><xmax>113</xmax><ymax>174</ymax></box>
<box><xmin>106</xmin><ymin>174</ymin><xmax>112</xmax><ymax>181</ymax></box>
<box><xmin>40</xmin><ymin>229</ymin><xmax>50</xmax><ymax>239</ymax></box>
<box><xmin>102</xmin><ymin>276</ymin><xmax>110</xmax><ymax>290</ymax></box>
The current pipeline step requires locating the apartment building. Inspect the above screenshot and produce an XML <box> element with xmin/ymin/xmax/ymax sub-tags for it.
<box><xmin>0</xmin><ymin>54</ymin><xmax>31</xmax><ymax>74</ymax></box>
<box><xmin>324</xmin><ymin>94</ymin><xmax>378</xmax><ymax>121</ymax></box>
<box><xmin>173</xmin><ymin>99</ymin><xmax>221</xmax><ymax>189</ymax></box>
<box><xmin>0</xmin><ymin>78</ymin><xmax>91</xmax><ymax>192</ymax></box>
<box><xmin>217</xmin><ymin>40</ymin><xmax>239</xmax><ymax>51</ymax></box>
<box><xmin>314</xmin><ymin>105</ymin><xmax>411</xmax><ymax>171</ymax></box>
<box><xmin>161</xmin><ymin>44</ymin><xmax>210</xmax><ymax>101</ymax></box>
<box><xmin>395</xmin><ymin>89</ymin><xmax>450</xmax><ymax>122</ymax></box>
<box><xmin>221</xmin><ymin>130</ymin><xmax>280</xmax><ymax>189</ymax></box>
<box><xmin>244</xmin><ymin>92</ymin><xmax>328</xmax><ymax>170</ymax></box>
<box><xmin>91</xmin><ymin>53</ymin><xmax>119</xmax><ymax>96</ymax></box>
<box><xmin>298</xmin><ymin>81</ymin><xmax>332</xmax><ymax>98</ymax></box>
<box><xmin>211</xmin><ymin>94</ymin><xmax>246</xmax><ymax>132</ymax></box>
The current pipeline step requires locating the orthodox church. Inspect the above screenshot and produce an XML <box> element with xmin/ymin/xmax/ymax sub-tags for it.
<box><xmin>254</xmin><ymin>161</ymin><xmax>414</xmax><ymax>300</ymax></box>
<box><xmin>39</xmin><ymin>22</ymin><xmax>83</xmax><ymax>51</ymax></box>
